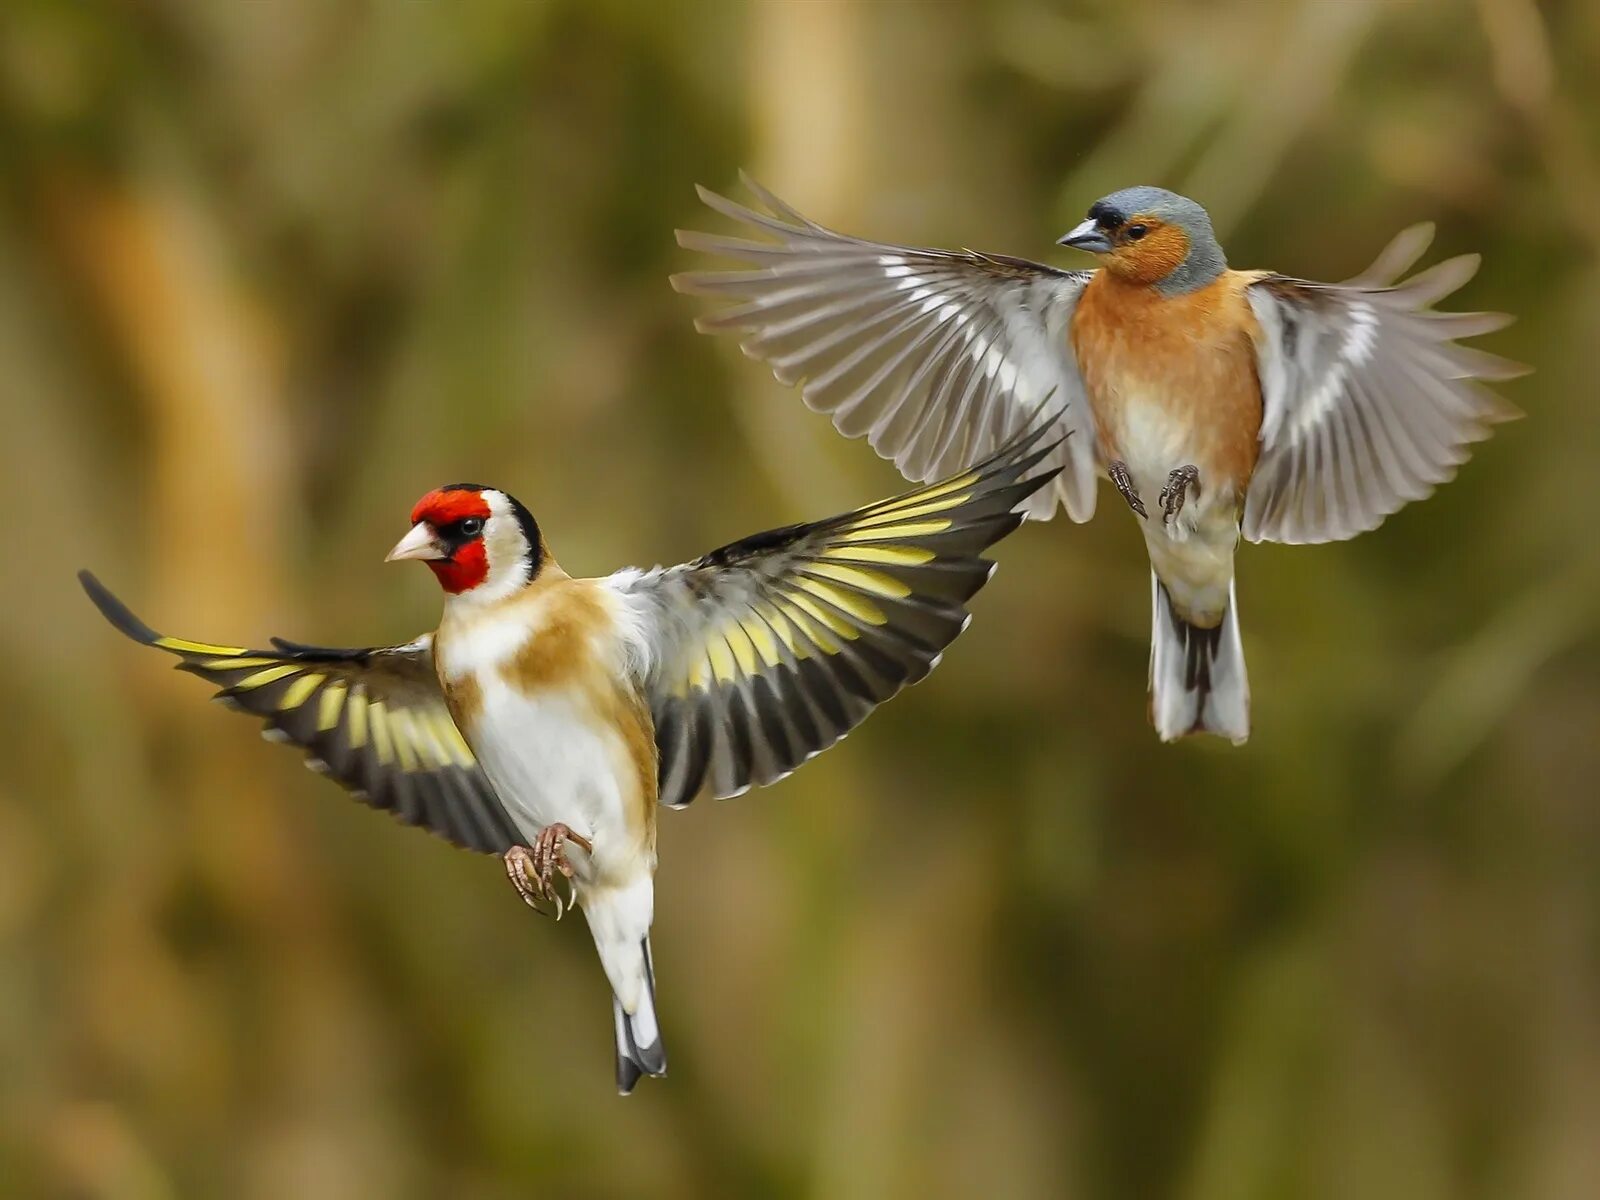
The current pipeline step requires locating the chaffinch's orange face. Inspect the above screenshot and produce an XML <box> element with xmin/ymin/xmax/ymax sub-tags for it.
<box><xmin>1098</xmin><ymin>215</ymin><xmax>1192</xmax><ymax>286</ymax></box>
<box><xmin>1059</xmin><ymin>187</ymin><xmax>1225</xmax><ymax>294</ymax></box>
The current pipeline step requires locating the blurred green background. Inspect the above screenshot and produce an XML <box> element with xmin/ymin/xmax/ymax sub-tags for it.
<box><xmin>2</xmin><ymin>0</ymin><xmax>1596</xmax><ymax>1196</ymax></box>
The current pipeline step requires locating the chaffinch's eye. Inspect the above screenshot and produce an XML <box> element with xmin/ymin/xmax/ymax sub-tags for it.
<box><xmin>1126</xmin><ymin>224</ymin><xmax>1149</xmax><ymax>241</ymax></box>
<box><xmin>457</xmin><ymin>517</ymin><xmax>484</xmax><ymax>537</ymax></box>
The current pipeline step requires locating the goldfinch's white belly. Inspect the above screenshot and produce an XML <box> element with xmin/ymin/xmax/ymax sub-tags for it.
<box><xmin>434</xmin><ymin>585</ymin><xmax>653</xmax><ymax>884</ymax></box>
<box><xmin>467</xmin><ymin>679</ymin><xmax>636</xmax><ymax>862</ymax></box>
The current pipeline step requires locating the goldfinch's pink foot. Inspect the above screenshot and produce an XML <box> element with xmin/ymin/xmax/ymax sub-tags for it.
<box><xmin>1158</xmin><ymin>464</ymin><xmax>1201</xmax><ymax>525</ymax></box>
<box><xmin>504</xmin><ymin>845</ymin><xmax>549</xmax><ymax>913</ymax></box>
<box><xmin>503</xmin><ymin>826</ymin><xmax>589</xmax><ymax>919</ymax></box>
<box><xmin>1108</xmin><ymin>459</ymin><xmax>1147</xmax><ymax>518</ymax></box>
<box><xmin>525</xmin><ymin>823</ymin><xmax>592</xmax><ymax>919</ymax></box>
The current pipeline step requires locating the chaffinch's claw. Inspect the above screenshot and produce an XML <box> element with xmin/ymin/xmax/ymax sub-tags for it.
<box><xmin>1108</xmin><ymin>460</ymin><xmax>1147</xmax><ymax>519</ymax></box>
<box><xmin>1159</xmin><ymin>465</ymin><xmax>1201</xmax><ymax>525</ymax></box>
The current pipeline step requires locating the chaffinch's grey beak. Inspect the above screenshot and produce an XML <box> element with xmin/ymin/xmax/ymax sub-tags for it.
<box><xmin>386</xmin><ymin>522</ymin><xmax>447</xmax><ymax>562</ymax></box>
<box><xmin>1059</xmin><ymin>219</ymin><xmax>1113</xmax><ymax>254</ymax></box>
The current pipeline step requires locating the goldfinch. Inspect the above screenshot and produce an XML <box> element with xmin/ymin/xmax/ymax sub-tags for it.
<box><xmin>674</xmin><ymin>179</ymin><xmax>1526</xmax><ymax>744</ymax></box>
<box><xmin>81</xmin><ymin>421</ymin><xmax>1057</xmax><ymax>1093</ymax></box>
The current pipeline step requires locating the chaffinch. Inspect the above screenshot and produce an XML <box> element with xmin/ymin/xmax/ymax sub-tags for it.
<box><xmin>673</xmin><ymin>177</ymin><xmax>1526</xmax><ymax>745</ymax></box>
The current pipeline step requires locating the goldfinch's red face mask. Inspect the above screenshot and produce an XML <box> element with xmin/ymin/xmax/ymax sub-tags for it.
<box><xmin>390</xmin><ymin>485</ymin><xmax>544</xmax><ymax>600</ymax></box>
<box><xmin>389</xmin><ymin>488</ymin><xmax>494</xmax><ymax>594</ymax></box>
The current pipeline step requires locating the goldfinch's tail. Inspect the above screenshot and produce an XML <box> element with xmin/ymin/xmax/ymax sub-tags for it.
<box><xmin>1149</xmin><ymin>572</ymin><xmax>1249</xmax><ymax>744</ymax></box>
<box><xmin>585</xmin><ymin>877</ymin><xmax>666</xmax><ymax>1094</ymax></box>
<box><xmin>611</xmin><ymin>938</ymin><xmax>666</xmax><ymax>1094</ymax></box>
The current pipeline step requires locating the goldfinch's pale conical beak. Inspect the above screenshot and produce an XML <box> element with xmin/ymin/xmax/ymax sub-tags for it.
<box><xmin>1059</xmin><ymin>219</ymin><xmax>1113</xmax><ymax>253</ymax></box>
<box><xmin>386</xmin><ymin>522</ymin><xmax>446</xmax><ymax>562</ymax></box>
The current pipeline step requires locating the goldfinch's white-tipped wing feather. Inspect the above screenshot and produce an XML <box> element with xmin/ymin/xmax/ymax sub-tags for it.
<box><xmin>673</xmin><ymin>176</ymin><xmax>1097</xmax><ymax>522</ymax></box>
<box><xmin>1243</xmin><ymin>225</ymin><xmax>1526</xmax><ymax>545</ymax></box>
<box><xmin>79</xmin><ymin>572</ymin><xmax>522</xmax><ymax>853</ymax></box>
<box><xmin>612</xmin><ymin>422</ymin><xmax>1060</xmax><ymax>809</ymax></box>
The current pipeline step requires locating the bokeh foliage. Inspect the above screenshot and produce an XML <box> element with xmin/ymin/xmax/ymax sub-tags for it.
<box><xmin>1</xmin><ymin>1</ymin><xmax>1596</xmax><ymax>1197</ymax></box>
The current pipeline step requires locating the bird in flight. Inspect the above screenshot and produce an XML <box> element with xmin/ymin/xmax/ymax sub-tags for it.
<box><xmin>674</xmin><ymin>177</ymin><xmax>1526</xmax><ymax>744</ymax></box>
<box><xmin>81</xmin><ymin>421</ymin><xmax>1056</xmax><ymax>1092</ymax></box>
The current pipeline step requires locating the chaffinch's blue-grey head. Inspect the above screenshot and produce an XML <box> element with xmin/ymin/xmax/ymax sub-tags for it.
<box><xmin>1059</xmin><ymin>186</ymin><xmax>1226</xmax><ymax>296</ymax></box>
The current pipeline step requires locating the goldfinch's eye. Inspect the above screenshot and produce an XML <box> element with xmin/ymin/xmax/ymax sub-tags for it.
<box><xmin>1126</xmin><ymin>224</ymin><xmax>1149</xmax><ymax>241</ymax></box>
<box><xmin>457</xmin><ymin>517</ymin><xmax>484</xmax><ymax>537</ymax></box>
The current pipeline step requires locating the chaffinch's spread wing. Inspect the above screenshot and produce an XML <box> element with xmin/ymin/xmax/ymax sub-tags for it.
<box><xmin>80</xmin><ymin>572</ymin><xmax>521</xmax><ymax>853</ymax></box>
<box><xmin>673</xmin><ymin>176</ymin><xmax>1097</xmax><ymax>522</ymax></box>
<box><xmin>1243</xmin><ymin>225</ymin><xmax>1526</xmax><ymax>545</ymax></box>
<box><xmin>610</xmin><ymin>421</ymin><xmax>1059</xmax><ymax>809</ymax></box>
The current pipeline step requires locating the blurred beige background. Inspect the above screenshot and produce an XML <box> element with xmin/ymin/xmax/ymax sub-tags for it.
<box><xmin>2</xmin><ymin>1</ymin><xmax>1597</xmax><ymax>1197</ymax></box>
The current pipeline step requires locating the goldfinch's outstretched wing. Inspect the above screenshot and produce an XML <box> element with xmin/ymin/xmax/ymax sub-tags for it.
<box><xmin>672</xmin><ymin>176</ymin><xmax>1097</xmax><ymax>522</ymax></box>
<box><xmin>79</xmin><ymin>572</ymin><xmax>522</xmax><ymax>853</ymax></box>
<box><xmin>611</xmin><ymin>421</ymin><xmax>1060</xmax><ymax>809</ymax></box>
<box><xmin>1243</xmin><ymin>225</ymin><xmax>1527</xmax><ymax>545</ymax></box>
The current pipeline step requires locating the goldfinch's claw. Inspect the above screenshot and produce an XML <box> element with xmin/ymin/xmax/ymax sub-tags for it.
<box><xmin>509</xmin><ymin>823</ymin><xmax>591</xmax><ymax>920</ymax></box>
<box><xmin>1158</xmin><ymin>464</ymin><xmax>1200</xmax><ymax>524</ymax></box>
<box><xmin>1108</xmin><ymin>460</ymin><xmax>1147</xmax><ymax>519</ymax></box>
<box><xmin>503</xmin><ymin>845</ymin><xmax>552</xmax><ymax>916</ymax></box>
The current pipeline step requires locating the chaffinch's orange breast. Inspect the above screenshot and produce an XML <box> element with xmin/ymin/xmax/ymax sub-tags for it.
<box><xmin>1071</xmin><ymin>270</ymin><xmax>1265</xmax><ymax>493</ymax></box>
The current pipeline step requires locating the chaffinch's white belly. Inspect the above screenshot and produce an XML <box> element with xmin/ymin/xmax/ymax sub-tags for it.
<box><xmin>1114</xmin><ymin>394</ymin><xmax>1195</xmax><ymax>499</ymax></box>
<box><xmin>1107</xmin><ymin>391</ymin><xmax>1242</xmax><ymax>627</ymax></box>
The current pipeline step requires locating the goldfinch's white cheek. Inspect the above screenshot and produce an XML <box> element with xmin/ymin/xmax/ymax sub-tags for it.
<box><xmin>480</xmin><ymin>492</ymin><xmax>528</xmax><ymax>572</ymax></box>
<box><xmin>441</xmin><ymin>492</ymin><xmax>538</xmax><ymax>607</ymax></box>
<box><xmin>485</xmin><ymin>521</ymin><xmax>524</xmax><ymax>567</ymax></box>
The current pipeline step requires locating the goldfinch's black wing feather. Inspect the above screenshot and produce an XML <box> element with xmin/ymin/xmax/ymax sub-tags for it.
<box><xmin>673</xmin><ymin>175</ymin><xmax>1097</xmax><ymax>522</ymax></box>
<box><xmin>612</xmin><ymin>421</ymin><xmax>1060</xmax><ymax>809</ymax></box>
<box><xmin>1243</xmin><ymin>225</ymin><xmax>1526</xmax><ymax>545</ymax></box>
<box><xmin>78</xmin><ymin>572</ymin><xmax>521</xmax><ymax>854</ymax></box>
<box><xmin>268</xmin><ymin>636</ymin><xmax>387</xmax><ymax>659</ymax></box>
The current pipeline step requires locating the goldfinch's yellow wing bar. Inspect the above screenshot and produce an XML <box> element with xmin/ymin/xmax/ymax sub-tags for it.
<box><xmin>615</xmin><ymin>417</ymin><xmax>1062</xmax><ymax>809</ymax></box>
<box><xmin>78</xmin><ymin>572</ymin><xmax>521</xmax><ymax>854</ymax></box>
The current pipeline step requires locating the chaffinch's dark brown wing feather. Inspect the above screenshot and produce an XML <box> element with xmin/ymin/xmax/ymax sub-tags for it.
<box><xmin>673</xmin><ymin>176</ymin><xmax>1097</xmax><ymax>522</ymax></box>
<box><xmin>611</xmin><ymin>421</ymin><xmax>1060</xmax><ymax>809</ymax></box>
<box><xmin>79</xmin><ymin>572</ymin><xmax>522</xmax><ymax>853</ymax></box>
<box><xmin>1243</xmin><ymin>225</ymin><xmax>1526</xmax><ymax>545</ymax></box>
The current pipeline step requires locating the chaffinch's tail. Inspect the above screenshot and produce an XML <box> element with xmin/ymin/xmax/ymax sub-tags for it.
<box><xmin>1149</xmin><ymin>574</ymin><xmax>1249</xmax><ymax>744</ymax></box>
